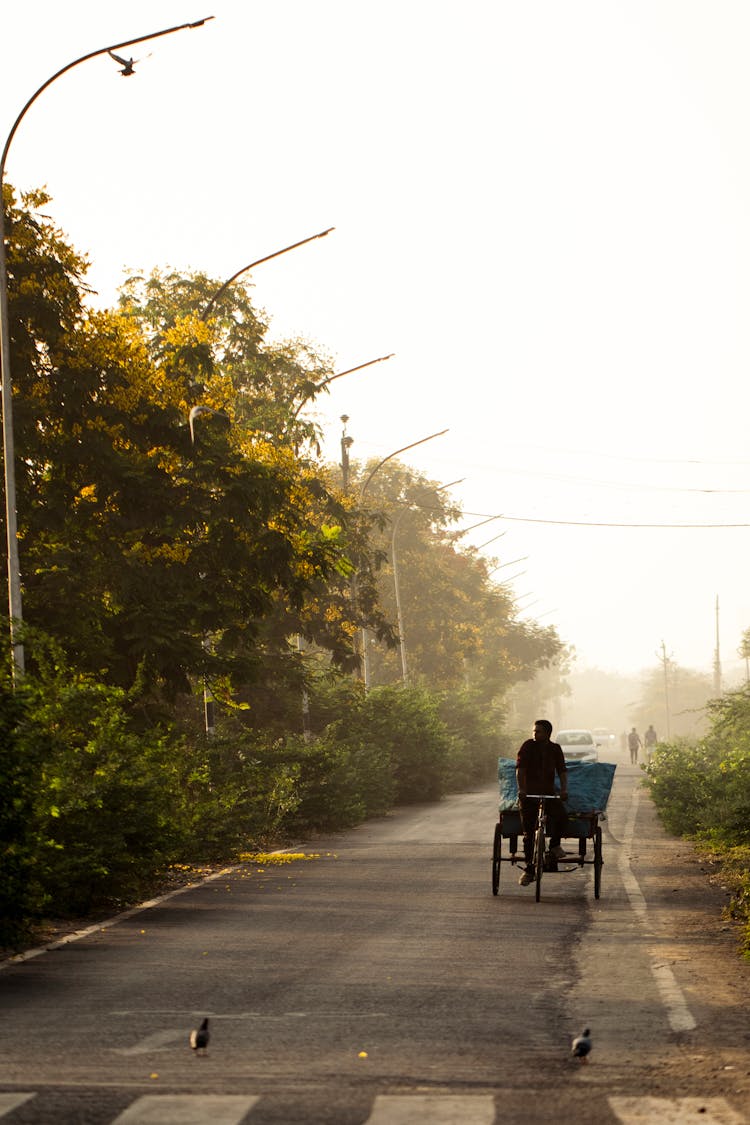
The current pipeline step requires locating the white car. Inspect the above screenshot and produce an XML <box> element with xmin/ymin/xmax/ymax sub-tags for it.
<box><xmin>556</xmin><ymin>729</ymin><xmax>598</xmax><ymax>764</ymax></box>
<box><xmin>592</xmin><ymin>728</ymin><xmax>616</xmax><ymax>749</ymax></box>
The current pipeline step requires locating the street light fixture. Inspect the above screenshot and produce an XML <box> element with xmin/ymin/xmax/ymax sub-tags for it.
<box><xmin>0</xmin><ymin>16</ymin><xmax>214</xmax><ymax>678</ymax></box>
<box><xmin>448</xmin><ymin>513</ymin><xmax>503</xmax><ymax>539</ymax></box>
<box><xmin>200</xmin><ymin>227</ymin><xmax>335</xmax><ymax>321</ymax></box>
<box><xmin>487</xmin><ymin>555</ymin><xmax>529</xmax><ymax>574</ymax></box>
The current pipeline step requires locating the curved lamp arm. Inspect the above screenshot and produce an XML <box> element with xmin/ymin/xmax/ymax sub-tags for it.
<box><xmin>289</xmin><ymin>353</ymin><xmax>394</xmax><ymax>423</ymax></box>
<box><xmin>0</xmin><ymin>18</ymin><xmax>214</xmax><ymax>174</ymax></box>
<box><xmin>200</xmin><ymin>226</ymin><xmax>334</xmax><ymax>321</ymax></box>
<box><xmin>360</xmin><ymin>429</ymin><xmax>449</xmax><ymax>498</ymax></box>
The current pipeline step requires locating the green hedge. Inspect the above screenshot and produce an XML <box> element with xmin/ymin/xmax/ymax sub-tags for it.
<box><xmin>644</xmin><ymin>686</ymin><xmax>750</xmax><ymax>956</ymax></box>
<box><xmin>1</xmin><ymin>662</ymin><xmax>511</xmax><ymax>947</ymax></box>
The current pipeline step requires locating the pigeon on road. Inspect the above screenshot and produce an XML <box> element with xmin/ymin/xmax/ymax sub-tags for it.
<box><xmin>190</xmin><ymin>1017</ymin><xmax>210</xmax><ymax>1055</ymax></box>
<box><xmin>571</xmin><ymin>1028</ymin><xmax>591</xmax><ymax>1063</ymax></box>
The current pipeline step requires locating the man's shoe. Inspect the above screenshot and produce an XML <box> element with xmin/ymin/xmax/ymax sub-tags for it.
<box><xmin>518</xmin><ymin>868</ymin><xmax>534</xmax><ymax>886</ymax></box>
<box><xmin>549</xmin><ymin>845</ymin><xmax>567</xmax><ymax>860</ymax></box>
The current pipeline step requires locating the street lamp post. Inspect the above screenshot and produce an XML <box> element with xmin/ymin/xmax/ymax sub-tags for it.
<box><xmin>390</xmin><ymin>507</ymin><xmax>410</xmax><ymax>683</ymax></box>
<box><xmin>0</xmin><ymin>16</ymin><xmax>214</xmax><ymax>678</ymax></box>
<box><xmin>357</xmin><ymin>428</ymin><xmax>449</xmax><ymax>688</ymax></box>
<box><xmin>390</xmin><ymin>478</ymin><xmax>464</xmax><ymax>683</ymax></box>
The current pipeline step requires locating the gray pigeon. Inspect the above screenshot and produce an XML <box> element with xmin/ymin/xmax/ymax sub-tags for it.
<box><xmin>190</xmin><ymin>1017</ymin><xmax>210</xmax><ymax>1055</ymax></box>
<box><xmin>571</xmin><ymin>1028</ymin><xmax>591</xmax><ymax>1063</ymax></box>
<box><xmin>108</xmin><ymin>51</ymin><xmax>136</xmax><ymax>77</ymax></box>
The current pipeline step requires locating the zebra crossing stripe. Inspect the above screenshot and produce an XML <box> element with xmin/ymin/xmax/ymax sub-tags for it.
<box><xmin>111</xmin><ymin>1094</ymin><xmax>260</xmax><ymax>1124</ymax></box>
<box><xmin>609</xmin><ymin>1096</ymin><xmax>747</xmax><ymax>1124</ymax></box>
<box><xmin>3</xmin><ymin>1092</ymin><xmax>745</xmax><ymax>1124</ymax></box>
<box><xmin>366</xmin><ymin>1094</ymin><xmax>496</xmax><ymax>1124</ymax></box>
<box><xmin>0</xmin><ymin>1093</ymin><xmax>35</xmax><ymax>1118</ymax></box>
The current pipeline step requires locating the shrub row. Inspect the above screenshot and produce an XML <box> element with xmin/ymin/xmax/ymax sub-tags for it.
<box><xmin>0</xmin><ymin>668</ymin><xmax>507</xmax><ymax>949</ymax></box>
<box><xmin>644</xmin><ymin>687</ymin><xmax>750</xmax><ymax>957</ymax></box>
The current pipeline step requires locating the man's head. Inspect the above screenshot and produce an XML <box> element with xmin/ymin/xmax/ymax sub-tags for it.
<box><xmin>533</xmin><ymin>719</ymin><xmax>553</xmax><ymax>742</ymax></box>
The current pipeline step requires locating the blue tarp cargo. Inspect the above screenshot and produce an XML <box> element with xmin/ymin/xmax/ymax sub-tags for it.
<box><xmin>496</xmin><ymin>757</ymin><xmax>616</xmax><ymax>838</ymax></box>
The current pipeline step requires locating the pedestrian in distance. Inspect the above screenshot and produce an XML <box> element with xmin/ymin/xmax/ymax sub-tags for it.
<box><xmin>628</xmin><ymin>727</ymin><xmax>642</xmax><ymax>765</ymax></box>
<box><xmin>516</xmin><ymin>719</ymin><xmax>568</xmax><ymax>886</ymax></box>
<box><xmin>644</xmin><ymin>724</ymin><xmax>657</xmax><ymax>759</ymax></box>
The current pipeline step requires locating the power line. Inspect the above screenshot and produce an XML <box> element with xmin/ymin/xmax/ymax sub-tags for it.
<box><xmin>477</xmin><ymin>464</ymin><xmax>750</xmax><ymax>494</ymax></box>
<box><xmin>474</xmin><ymin>442</ymin><xmax>750</xmax><ymax>469</ymax></box>
<box><xmin>455</xmin><ymin>511</ymin><xmax>750</xmax><ymax>529</ymax></box>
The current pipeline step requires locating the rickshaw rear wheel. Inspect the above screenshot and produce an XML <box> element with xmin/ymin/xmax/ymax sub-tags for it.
<box><xmin>593</xmin><ymin>825</ymin><xmax>603</xmax><ymax>899</ymax></box>
<box><xmin>492</xmin><ymin>822</ymin><xmax>502</xmax><ymax>896</ymax></box>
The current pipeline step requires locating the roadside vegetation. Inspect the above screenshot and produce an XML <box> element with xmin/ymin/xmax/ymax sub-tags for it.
<box><xmin>643</xmin><ymin>686</ymin><xmax>750</xmax><ymax>957</ymax></box>
<box><xmin>0</xmin><ymin>187</ymin><xmax>557</xmax><ymax>950</ymax></box>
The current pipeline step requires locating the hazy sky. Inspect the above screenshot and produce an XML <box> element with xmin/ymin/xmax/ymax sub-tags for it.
<box><xmin>3</xmin><ymin>1</ymin><xmax>750</xmax><ymax>679</ymax></box>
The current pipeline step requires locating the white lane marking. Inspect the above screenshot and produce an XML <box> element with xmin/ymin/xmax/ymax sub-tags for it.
<box><xmin>0</xmin><ymin>1093</ymin><xmax>35</xmax><ymax>1117</ymax></box>
<box><xmin>366</xmin><ymin>1094</ymin><xmax>496</xmax><ymax>1124</ymax></box>
<box><xmin>112</xmin><ymin>1094</ymin><xmax>260</xmax><ymax>1124</ymax></box>
<box><xmin>618</xmin><ymin>786</ymin><xmax>697</xmax><ymax>1032</ymax></box>
<box><xmin>609</xmin><ymin>1095</ymin><xmax>747</xmax><ymax>1123</ymax></box>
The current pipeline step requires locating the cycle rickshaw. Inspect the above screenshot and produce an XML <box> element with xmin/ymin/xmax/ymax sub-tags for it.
<box><xmin>492</xmin><ymin>758</ymin><xmax>616</xmax><ymax>902</ymax></box>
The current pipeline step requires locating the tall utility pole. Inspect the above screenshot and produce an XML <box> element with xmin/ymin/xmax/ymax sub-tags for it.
<box><xmin>713</xmin><ymin>594</ymin><xmax>722</xmax><ymax>696</ymax></box>
<box><xmin>658</xmin><ymin>640</ymin><xmax>672</xmax><ymax>740</ymax></box>
<box><xmin>358</xmin><ymin>428</ymin><xmax>448</xmax><ymax>688</ymax></box>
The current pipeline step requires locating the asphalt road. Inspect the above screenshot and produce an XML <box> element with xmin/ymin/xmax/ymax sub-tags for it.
<box><xmin>1</xmin><ymin>753</ymin><xmax>749</xmax><ymax>1124</ymax></box>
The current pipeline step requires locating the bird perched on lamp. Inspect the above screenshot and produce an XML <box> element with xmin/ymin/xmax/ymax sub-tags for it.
<box><xmin>190</xmin><ymin>1017</ymin><xmax>210</xmax><ymax>1055</ymax></box>
<box><xmin>571</xmin><ymin>1028</ymin><xmax>591</xmax><ymax>1063</ymax></box>
<box><xmin>108</xmin><ymin>51</ymin><xmax>137</xmax><ymax>76</ymax></box>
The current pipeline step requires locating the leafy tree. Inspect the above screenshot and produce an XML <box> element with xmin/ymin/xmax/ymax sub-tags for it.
<box><xmin>437</xmin><ymin>688</ymin><xmax>512</xmax><ymax>787</ymax></box>
<box><xmin>0</xmin><ymin>676</ymin><xmax>44</xmax><ymax>945</ymax></box>
<box><xmin>1</xmin><ymin>184</ymin><xmax>87</xmax><ymax>583</ymax></box>
<box><xmin>118</xmin><ymin>269</ymin><xmax>334</xmax><ymax>449</ymax></box>
<box><xmin>738</xmin><ymin>627</ymin><xmax>750</xmax><ymax>685</ymax></box>
<box><xmin>20</xmin><ymin>309</ymin><xmax>355</xmax><ymax>700</ymax></box>
<box><xmin>343</xmin><ymin>460</ymin><xmax>562</xmax><ymax>699</ymax></box>
<box><xmin>632</xmin><ymin>663</ymin><xmax>713</xmax><ymax>740</ymax></box>
<box><xmin>645</xmin><ymin>685</ymin><xmax>750</xmax><ymax>846</ymax></box>
<box><xmin>3</xmin><ymin>194</ymin><xmax>389</xmax><ymax>708</ymax></box>
<box><xmin>112</xmin><ymin>268</ymin><xmax>395</xmax><ymax>703</ymax></box>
